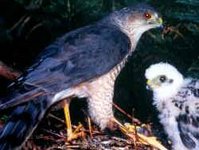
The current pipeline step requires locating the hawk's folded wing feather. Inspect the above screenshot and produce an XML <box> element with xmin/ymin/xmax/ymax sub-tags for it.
<box><xmin>0</xmin><ymin>23</ymin><xmax>131</xmax><ymax>110</ymax></box>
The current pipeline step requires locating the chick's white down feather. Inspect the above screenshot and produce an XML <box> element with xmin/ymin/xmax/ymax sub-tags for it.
<box><xmin>145</xmin><ymin>62</ymin><xmax>199</xmax><ymax>150</ymax></box>
<box><xmin>145</xmin><ymin>62</ymin><xmax>184</xmax><ymax>101</ymax></box>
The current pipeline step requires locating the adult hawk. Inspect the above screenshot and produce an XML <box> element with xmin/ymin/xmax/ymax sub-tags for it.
<box><xmin>145</xmin><ymin>62</ymin><xmax>199</xmax><ymax>150</ymax></box>
<box><xmin>0</xmin><ymin>3</ymin><xmax>162</xmax><ymax>150</ymax></box>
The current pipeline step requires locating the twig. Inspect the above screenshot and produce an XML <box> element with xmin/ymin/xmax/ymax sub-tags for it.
<box><xmin>113</xmin><ymin>102</ymin><xmax>140</xmax><ymax>124</ymax></box>
<box><xmin>42</xmin><ymin>128</ymin><xmax>66</xmax><ymax>139</ymax></box>
<box><xmin>0</xmin><ymin>61</ymin><xmax>21</xmax><ymax>80</ymax></box>
<box><xmin>112</xmin><ymin>118</ymin><xmax>168</xmax><ymax>150</ymax></box>
<box><xmin>48</xmin><ymin>113</ymin><xmax>65</xmax><ymax>124</ymax></box>
<box><xmin>87</xmin><ymin>117</ymin><xmax>93</xmax><ymax>138</ymax></box>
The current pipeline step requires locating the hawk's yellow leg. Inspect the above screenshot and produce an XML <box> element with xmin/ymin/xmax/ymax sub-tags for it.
<box><xmin>63</xmin><ymin>99</ymin><xmax>73</xmax><ymax>139</ymax></box>
<box><xmin>63</xmin><ymin>99</ymin><xmax>85</xmax><ymax>141</ymax></box>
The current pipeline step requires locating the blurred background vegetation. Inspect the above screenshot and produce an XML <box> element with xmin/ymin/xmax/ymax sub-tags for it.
<box><xmin>0</xmin><ymin>0</ymin><xmax>199</xmax><ymax>144</ymax></box>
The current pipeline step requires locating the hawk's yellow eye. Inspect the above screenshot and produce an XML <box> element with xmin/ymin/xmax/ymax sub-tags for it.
<box><xmin>144</xmin><ymin>12</ymin><xmax>151</xmax><ymax>19</ymax></box>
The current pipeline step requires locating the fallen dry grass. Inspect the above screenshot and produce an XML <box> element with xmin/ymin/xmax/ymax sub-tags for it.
<box><xmin>16</xmin><ymin>102</ymin><xmax>169</xmax><ymax>150</ymax></box>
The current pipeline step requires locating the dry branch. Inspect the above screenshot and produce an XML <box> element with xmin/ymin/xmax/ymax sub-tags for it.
<box><xmin>0</xmin><ymin>61</ymin><xmax>21</xmax><ymax>80</ymax></box>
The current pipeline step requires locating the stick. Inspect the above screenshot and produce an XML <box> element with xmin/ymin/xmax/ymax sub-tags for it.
<box><xmin>0</xmin><ymin>61</ymin><xmax>21</xmax><ymax>80</ymax></box>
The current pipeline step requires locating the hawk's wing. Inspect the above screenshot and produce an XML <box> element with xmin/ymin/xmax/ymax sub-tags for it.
<box><xmin>0</xmin><ymin>23</ymin><xmax>131</xmax><ymax>109</ymax></box>
<box><xmin>175</xmin><ymin>79</ymin><xmax>199</xmax><ymax>149</ymax></box>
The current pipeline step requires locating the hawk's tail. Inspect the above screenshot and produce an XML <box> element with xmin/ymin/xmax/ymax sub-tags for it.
<box><xmin>0</xmin><ymin>94</ymin><xmax>50</xmax><ymax>150</ymax></box>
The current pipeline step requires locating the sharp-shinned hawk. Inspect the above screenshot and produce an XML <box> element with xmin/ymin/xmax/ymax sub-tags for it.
<box><xmin>0</xmin><ymin>3</ymin><xmax>162</xmax><ymax>150</ymax></box>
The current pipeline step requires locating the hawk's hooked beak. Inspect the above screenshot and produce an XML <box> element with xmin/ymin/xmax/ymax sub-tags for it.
<box><xmin>148</xmin><ymin>16</ymin><xmax>163</xmax><ymax>28</ymax></box>
<box><xmin>158</xmin><ymin>18</ymin><xmax>163</xmax><ymax>25</ymax></box>
<box><xmin>157</xmin><ymin>17</ymin><xmax>163</xmax><ymax>28</ymax></box>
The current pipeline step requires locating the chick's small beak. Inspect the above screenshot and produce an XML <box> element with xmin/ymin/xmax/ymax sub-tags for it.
<box><xmin>147</xmin><ymin>79</ymin><xmax>152</xmax><ymax>86</ymax></box>
<box><xmin>146</xmin><ymin>79</ymin><xmax>153</xmax><ymax>90</ymax></box>
<box><xmin>146</xmin><ymin>79</ymin><xmax>160</xmax><ymax>90</ymax></box>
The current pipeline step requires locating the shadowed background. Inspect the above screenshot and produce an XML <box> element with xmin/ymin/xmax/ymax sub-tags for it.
<box><xmin>0</xmin><ymin>0</ymin><xmax>199</xmax><ymax>146</ymax></box>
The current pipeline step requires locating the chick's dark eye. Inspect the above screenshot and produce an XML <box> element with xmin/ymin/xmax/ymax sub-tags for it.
<box><xmin>159</xmin><ymin>75</ymin><xmax>167</xmax><ymax>83</ymax></box>
<box><xmin>144</xmin><ymin>12</ymin><xmax>151</xmax><ymax>19</ymax></box>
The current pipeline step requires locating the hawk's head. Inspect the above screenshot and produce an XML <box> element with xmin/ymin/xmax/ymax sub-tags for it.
<box><xmin>145</xmin><ymin>62</ymin><xmax>184</xmax><ymax>101</ymax></box>
<box><xmin>111</xmin><ymin>3</ymin><xmax>163</xmax><ymax>40</ymax></box>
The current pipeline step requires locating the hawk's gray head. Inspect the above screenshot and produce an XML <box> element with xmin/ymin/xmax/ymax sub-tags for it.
<box><xmin>109</xmin><ymin>3</ymin><xmax>163</xmax><ymax>41</ymax></box>
<box><xmin>145</xmin><ymin>62</ymin><xmax>184</xmax><ymax>100</ymax></box>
